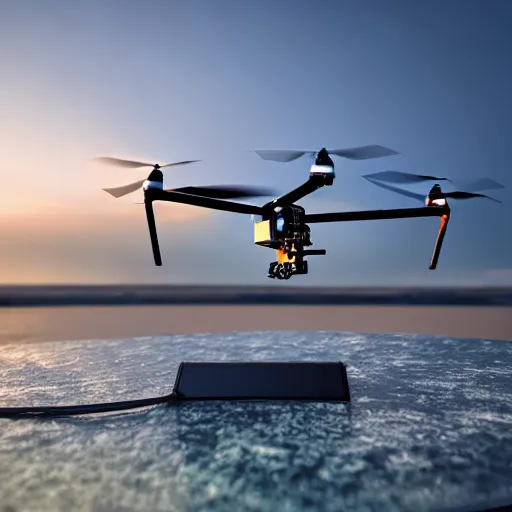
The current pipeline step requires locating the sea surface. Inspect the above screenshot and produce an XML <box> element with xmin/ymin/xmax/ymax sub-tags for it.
<box><xmin>1</xmin><ymin>330</ymin><xmax>512</xmax><ymax>512</ymax></box>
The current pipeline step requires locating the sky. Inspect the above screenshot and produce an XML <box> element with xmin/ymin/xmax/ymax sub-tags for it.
<box><xmin>0</xmin><ymin>0</ymin><xmax>511</xmax><ymax>286</ymax></box>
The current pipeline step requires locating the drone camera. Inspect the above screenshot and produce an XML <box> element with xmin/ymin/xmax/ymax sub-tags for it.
<box><xmin>268</xmin><ymin>260</ymin><xmax>309</xmax><ymax>280</ymax></box>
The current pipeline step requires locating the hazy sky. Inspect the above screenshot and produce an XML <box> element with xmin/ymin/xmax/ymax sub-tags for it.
<box><xmin>1</xmin><ymin>0</ymin><xmax>511</xmax><ymax>286</ymax></box>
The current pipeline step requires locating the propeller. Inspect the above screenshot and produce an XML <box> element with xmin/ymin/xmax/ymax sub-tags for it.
<box><xmin>363</xmin><ymin>170</ymin><xmax>505</xmax><ymax>192</ymax></box>
<box><xmin>253</xmin><ymin>145</ymin><xmax>399</xmax><ymax>163</ymax></box>
<box><xmin>103</xmin><ymin>179</ymin><xmax>147</xmax><ymax>198</ymax></box>
<box><xmin>451</xmin><ymin>177</ymin><xmax>505</xmax><ymax>193</ymax></box>
<box><xmin>363</xmin><ymin>170</ymin><xmax>452</xmax><ymax>184</ymax></box>
<box><xmin>93</xmin><ymin>157</ymin><xmax>200</xmax><ymax>169</ymax></box>
<box><xmin>165</xmin><ymin>185</ymin><xmax>278</xmax><ymax>200</ymax></box>
<box><xmin>94</xmin><ymin>155</ymin><xmax>201</xmax><ymax>198</ymax></box>
<box><xmin>438</xmin><ymin>191</ymin><xmax>502</xmax><ymax>202</ymax></box>
<box><xmin>364</xmin><ymin>177</ymin><xmax>502</xmax><ymax>203</ymax></box>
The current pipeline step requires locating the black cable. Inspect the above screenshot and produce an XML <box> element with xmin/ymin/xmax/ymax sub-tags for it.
<box><xmin>0</xmin><ymin>392</ymin><xmax>177</xmax><ymax>418</ymax></box>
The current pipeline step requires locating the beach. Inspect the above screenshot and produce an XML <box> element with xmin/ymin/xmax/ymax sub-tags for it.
<box><xmin>1</xmin><ymin>304</ymin><xmax>511</xmax><ymax>344</ymax></box>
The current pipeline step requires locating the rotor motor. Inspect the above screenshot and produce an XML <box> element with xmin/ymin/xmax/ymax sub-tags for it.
<box><xmin>143</xmin><ymin>167</ymin><xmax>164</xmax><ymax>191</ymax></box>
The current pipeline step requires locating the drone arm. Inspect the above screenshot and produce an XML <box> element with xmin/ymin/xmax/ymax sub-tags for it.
<box><xmin>304</xmin><ymin>206</ymin><xmax>448</xmax><ymax>223</ymax></box>
<box><xmin>304</xmin><ymin>206</ymin><xmax>451</xmax><ymax>270</ymax></box>
<box><xmin>146</xmin><ymin>189</ymin><xmax>264</xmax><ymax>215</ymax></box>
<box><xmin>142</xmin><ymin>190</ymin><xmax>264</xmax><ymax>267</ymax></box>
<box><xmin>267</xmin><ymin>176</ymin><xmax>325</xmax><ymax>210</ymax></box>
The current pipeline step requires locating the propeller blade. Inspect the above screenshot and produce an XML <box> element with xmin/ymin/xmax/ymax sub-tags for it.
<box><xmin>102</xmin><ymin>179</ymin><xmax>146</xmax><ymax>198</ymax></box>
<box><xmin>363</xmin><ymin>177</ymin><xmax>425</xmax><ymax>203</ymax></box>
<box><xmin>329</xmin><ymin>145</ymin><xmax>399</xmax><ymax>160</ymax></box>
<box><xmin>253</xmin><ymin>150</ymin><xmax>311</xmax><ymax>162</ymax></box>
<box><xmin>253</xmin><ymin>145</ymin><xmax>398</xmax><ymax>163</ymax></box>
<box><xmin>452</xmin><ymin>177</ymin><xmax>505</xmax><ymax>193</ymax></box>
<box><xmin>161</xmin><ymin>160</ymin><xmax>201</xmax><ymax>168</ymax></box>
<box><xmin>365</xmin><ymin>177</ymin><xmax>503</xmax><ymax>204</ymax></box>
<box><xmin>93</xmin><ymin>157</ymin><xmax>155</xmax><ymax>168</ymax></box>
<box><xmin>363</xmin><ymin>170</ymin><xmax>450</xmax><ymax>184</ymax></box>
<box><xmin>166</xmin><ymin>185</ymin><xmax>278</xmax><ymax>199</ymax></box>
<box><xmin>94</xmin><ymin>157</ymin><xmax>200</xmax><ymax>169</ymax></box>
<box><xmin>443</xmin><ymin>191</ymin><xmax>502</xmax><ymax>203</ymax></box>
<box><xmin>366</xmin><ymin>172</ymin><xmax>505</xmax><ymax>193</ymax></box>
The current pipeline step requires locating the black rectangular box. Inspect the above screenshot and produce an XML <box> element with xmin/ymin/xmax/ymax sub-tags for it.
<box><xmin>173</xmin><ymin>361</ymin><xmax>350</xmax><ymax>402</ymax></box>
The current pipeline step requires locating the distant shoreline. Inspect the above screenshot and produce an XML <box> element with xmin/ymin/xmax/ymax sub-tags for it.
<box><xmin>2</xmin><ymin>304</ymin><xmax>511</xmax><ymax>343</ymax></box>
<box><xmin>0</xmin><ymin>285</ymin><xmax>511</xmax><ymax>307</ymax></box>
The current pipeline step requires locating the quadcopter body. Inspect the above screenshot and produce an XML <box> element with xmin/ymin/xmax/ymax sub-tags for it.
<box><xmin>253</xmin><ymin>204</ymin><xmax>312</xmax><ymax>280</ymax></box>
<box><xmin>96</xmin><ymin>146</ymin><xmax>503</xmax><ymax>280</ymax></box>
<box><xmin>253</xmin><ymin>149</ymin><xmax>335</xmax><ymax>279</ymax></box>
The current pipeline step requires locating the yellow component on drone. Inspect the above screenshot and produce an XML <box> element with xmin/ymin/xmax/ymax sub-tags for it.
<box><xmin>254</xmin><ymin>220</ymin><xmax>271</xmax><ymax>244</ymax></box>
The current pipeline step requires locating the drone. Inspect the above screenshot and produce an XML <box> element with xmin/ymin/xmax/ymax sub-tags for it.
<box><xmin>96</xmin><ymin>146</ymin><xmax>504</xmax><ymax>280</ymax></box>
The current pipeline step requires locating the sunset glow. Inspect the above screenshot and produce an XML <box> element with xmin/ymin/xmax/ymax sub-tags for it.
<box><xmin>0</xmin><ymin>1</ymin><xmax>509</xmax><ymax>285</ymax></box>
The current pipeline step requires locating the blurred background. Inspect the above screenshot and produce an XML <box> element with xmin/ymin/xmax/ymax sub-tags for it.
<box><xmin>1</xmin><ymin>0</ymin><xmax>510</xmax><ymax>287</ymax></box>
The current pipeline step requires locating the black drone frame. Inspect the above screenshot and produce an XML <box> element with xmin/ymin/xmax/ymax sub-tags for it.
<box><xmin>97</xmin><ymin>147</ymin><xmax>502</xmax><ymax>276</ymax></box>
<box><xmin>143</xmin><ymin>169</ymin><xmax>450</xmax><ymax>271</ymax></box>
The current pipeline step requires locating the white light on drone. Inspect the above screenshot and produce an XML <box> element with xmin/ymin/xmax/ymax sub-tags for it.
<box><xmin>426</xmin><ymin>197</ymin><xmax>447</xmax><ymax>206</ymax></box>
<box><xmin>143</xmin><ymin>180</ymin><xmax>164</xmax><ymax>191</ymax></box>
<box><xmin>310</xmin><ymin>164</ymin><xmax>334</xmax><ymax>175</ymax></box>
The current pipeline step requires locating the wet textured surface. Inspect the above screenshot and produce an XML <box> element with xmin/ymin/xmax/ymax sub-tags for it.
<box><xmin>1</xmin><ymin>331</ymin><xmax>512</xmax><ymax>511</ymax></box>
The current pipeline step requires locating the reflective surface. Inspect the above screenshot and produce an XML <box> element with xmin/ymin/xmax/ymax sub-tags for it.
<box><xmin>1</xmin><ymin>331</ymin><xmax>512</xmax><ymax>511</ymax></box>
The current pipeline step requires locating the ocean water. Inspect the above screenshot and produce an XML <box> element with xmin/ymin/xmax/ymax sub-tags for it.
<box><xmin>1</xmin><ymin>331</ymin><xmax>512</xmax><ymax>512</ymax></box>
